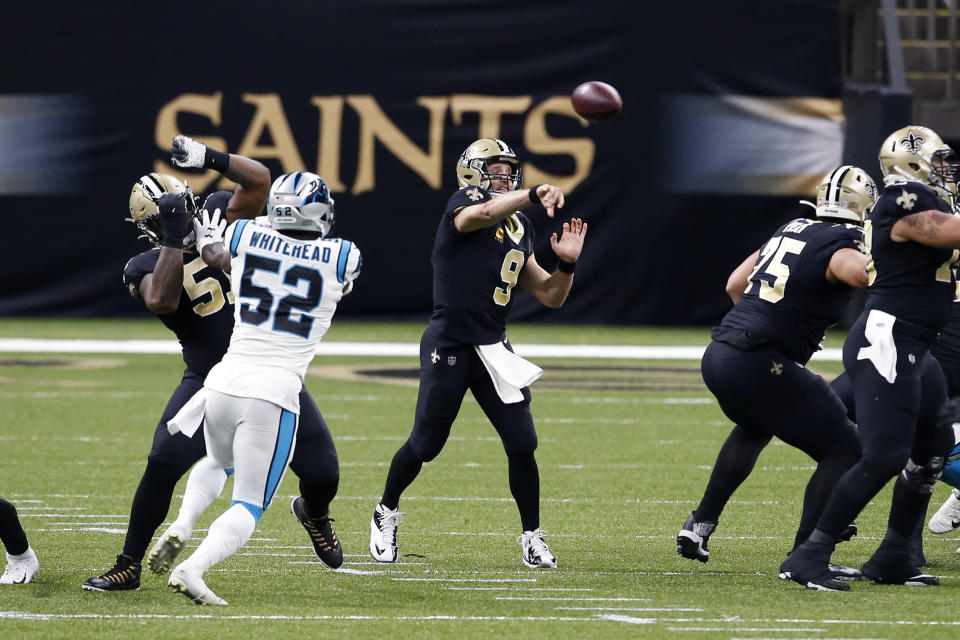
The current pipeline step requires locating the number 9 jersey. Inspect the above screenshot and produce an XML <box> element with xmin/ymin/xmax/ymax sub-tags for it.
<box><xmin>429</xmin><ymin>186</ymin><xmax>535</xmax><ymax>345</ymax></box>
<box><xmin>203</xmin><ymin>218</ymin><xmax>361</xmax><ymax>412</ymax></box>
<box><xmin>720</xmin><ymin>218</ymin><xmax>864</xmax><ymax>364</ymax></box>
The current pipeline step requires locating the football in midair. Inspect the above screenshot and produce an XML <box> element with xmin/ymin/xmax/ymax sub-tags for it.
<box><xmin>571</xmin><ymin>81</ymin><xmax>623</xmax><ymax>122</ymax></box>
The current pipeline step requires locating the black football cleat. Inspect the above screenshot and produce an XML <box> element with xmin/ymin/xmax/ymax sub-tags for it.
<box><xmin>861</xmin><ymin>550</ymin><xmax>939</xmax><ymax>586</ymax></box>
<box><xmin>838</xmin><ymin>522</ymin><xmax>858</xmax><ymax>542</ymax></box>
<box><xmin>82</xmin><ymin>554</ymin><xmax>141</xmax><ymax>591</ymax></box>
<box><xmin>291</xmin><ymin>496</ymin><xmax>343</xmax><ymax>569</ymax></box>
<box><xmin>676</xmin><ymin>512</ymin><xmax>716</xmax><ymax>563</ymax></box>
<box><xmin>778</xmin><ymin>549</ymin><xmax>850</xmax><ymax>592</ymax></box>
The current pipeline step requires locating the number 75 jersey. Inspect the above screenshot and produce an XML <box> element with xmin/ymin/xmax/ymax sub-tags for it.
<box><xmin>220</xmin><ymin>218</ymin><xmax>361</xmax><ymax>379</ymax></box>
<box><xmin>721</xmin><ymin>217</ymin><xmax>864</xmax><ymax>364</ymax></box>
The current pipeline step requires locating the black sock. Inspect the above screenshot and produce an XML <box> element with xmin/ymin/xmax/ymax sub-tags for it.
<box><xmin>814</xmin><ymin>458</ymin><xmax>894</xmax><ymax>539</ymax></box>
<box><xmin>880</xmin><ymin>475</ymin><xmax>933</xmax><ymax>549</ymax></box>
<box><xmin>0</xmin><ymin>499</ymin><xmax>29</xmax><ymax>556</ymax></box>
<box><xmin>508</xmin><ymin>452</ymin><xmax>540</xmax><ymax>532</ymax></box>
<box><xmin>695</xmin><ymin>426</ymin><xmax>770</xmax><ymax>523</ymax></box>
<box><xmin>300</xmin><ymin>474</ymin><xmax>339</xmax><ymax>520</ymax></box>
<box><xmin>381</xmin><ymin>442</ymin><xmax>423</xmax><ymax>510</ymax></box>
<box><xmin>121</xmin><ymin>460</ymin><xmax>183</xmax><ymax>562</ymax></box>
<box><xmin>793</xmin><ymin>453</ymin><xmax>859</xmax><ymax>550</ymax></box>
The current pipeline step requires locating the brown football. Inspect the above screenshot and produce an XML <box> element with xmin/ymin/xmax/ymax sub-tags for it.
<box><xmin>571</xmin><ymin>81</ymin><xmax>622</xmax><ymax>122</ymax></box>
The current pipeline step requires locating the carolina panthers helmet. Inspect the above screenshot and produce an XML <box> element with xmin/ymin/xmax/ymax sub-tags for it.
<box><xmin>879</xmin><ymin>125</ymin><xmax>958</xmax><ymax>203</ymax></box>
<box><xmin>127</xmin><ymin>173</ymin><xmax>199</xmax><ymax>247</ymax></box>
<box><xmin>456</xmin><ymin>138</ymin><xmax>523</xmax><ymax>193</ymax></box>
<box><xmin>267</xmin><ymin>171</ymin><xmax>335</xmax><ymax>237</ymax></box>
<box><xmin>801</xmin><ymin>165</ymin><xmax>877</xmax><ymax>224</ymax></box>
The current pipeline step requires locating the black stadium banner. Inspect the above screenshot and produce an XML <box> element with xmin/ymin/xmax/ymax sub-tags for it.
<box><xmin>0</xmin><ymin>2</ymin><xmax>847</xmax><ymax>326</ymax></box>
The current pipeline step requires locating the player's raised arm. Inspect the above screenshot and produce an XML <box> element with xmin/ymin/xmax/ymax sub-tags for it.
<box><xmin>518</xmin><ymin>218</ymin><xmax>587</xmax><ymax>308</ymax></box>
<box><xmin>171</xmin><ymin>135</ymin><xmax>270</xmax><ymax>222</ymax></box>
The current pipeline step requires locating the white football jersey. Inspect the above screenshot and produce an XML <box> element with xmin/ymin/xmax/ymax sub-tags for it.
<box><xmin>203</xmin><ymin>219</ymin><xmax>361</xmax><ymax>412</ymax></box>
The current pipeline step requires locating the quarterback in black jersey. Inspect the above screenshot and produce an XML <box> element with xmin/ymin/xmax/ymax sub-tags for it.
<box><xmin>369</xmin><ymin>138</ymin><xmax>587</xmax><ymax>569</ymax></box>
<box><xmin>677</xmin><ymin>166</ymin><xmax>874</xmax><ymax>575</ymax></box>
<box><xmin>782</xmin><ymin>126</ymin><xmax>960</xmax><ymax>591</ymax></box>
<box><xmin>83</xmin><ymin>140</ymin><xmax>344</xmax><ymax>593</ymax></box>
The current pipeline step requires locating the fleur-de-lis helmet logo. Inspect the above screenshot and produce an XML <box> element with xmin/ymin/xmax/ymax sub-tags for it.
<box><xmin>899</xmin><ymin>131</ymin><xmax>926</xmax><ymax>154</ymax></box>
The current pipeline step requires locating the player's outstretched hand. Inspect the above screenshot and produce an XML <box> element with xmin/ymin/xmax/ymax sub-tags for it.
<box><xmin>550</xmin><ymin>218</ymin><xmax>587</xmax><ymax>263</ymax></box>
<box><xmin>534</xmin><ymin>184</ymin><xmax>565</xmax><ymax>218</ymax></box>
<box><xmin>194</xmin><ymin>206</ymin><xmax>226</xmax><ymax>256</ymax></box>
<box><xmin>171</xmin><ymin>135</ymin><xmax>208</xmax><ymax>169</ymax></box>
<box><xmin>157</xmin><ymin>193</ymin><xmax>190</xmax><ymax>231</ymax></box>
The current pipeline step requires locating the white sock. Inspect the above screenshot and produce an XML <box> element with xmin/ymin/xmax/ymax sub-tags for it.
<box><xmin>172</xmin><ymin>457</ymin><xmax>229</xmax><ymax>538</ymax></box>
<box><xmin>180</xmin><ymin>504</ymin><xmax>255</xmax><ymax>573</ymax></box>
<box><xmin>7</xmin><ymin>546</ymin><xmax>35</xmax><ymax>561</ymax></box>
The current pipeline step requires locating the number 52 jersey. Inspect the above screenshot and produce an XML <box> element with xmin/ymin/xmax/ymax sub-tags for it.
<box><xmin>204</xmin><ymin>218</ymin><xmax>362</xmax><ymax>412</ymax></box>
<box><xmin>720</xmin><ymin>217</ymin><xmax>864</xmax><ymax>365</ymax></box>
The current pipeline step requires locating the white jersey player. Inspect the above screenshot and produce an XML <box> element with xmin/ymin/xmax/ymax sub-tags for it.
<box><xmin>166</xmin><ymin>172</ymin><xmax>360</xmax><ymax>605</ymax></box>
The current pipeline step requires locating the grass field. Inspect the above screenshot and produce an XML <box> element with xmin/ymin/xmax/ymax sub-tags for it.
<box><xmin>1</xmin><ymin>319</ymin><xmax>959</xmax><ymax>639</ymax></box>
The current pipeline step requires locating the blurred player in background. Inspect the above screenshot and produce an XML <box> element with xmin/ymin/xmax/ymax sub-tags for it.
<box><xmin>83</xmin><ymin>139</ymin><xmax>344</xmax><ymax>593</ymax></box>
<box><xmin>781</xmin><ymin>126</ymin><xmax>960</xmax><ymax>591</ymax></box>
<box><xmin>677</xmin><ymin>166</ymin><xmax>875</xmax><ymax>579</ymax></box>
<box><xmin>368</xmin><ymin>138</ymin><xmax>586</xmax><ymax>569</ymax></box>
<box><xmin>166</xmin><ymin>170</ymin><xmax>360</xmax><ymax>605</ymax></box>
<box><xmin>0</xmin><ymin>498</ymin><xmax>39</xmax><ymax>584</ymax></box>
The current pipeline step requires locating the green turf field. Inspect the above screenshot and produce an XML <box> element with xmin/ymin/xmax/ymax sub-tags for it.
<box><xmin>0</xmin><ymin>320</ymin><xmax>957</xmax><ymax>638</ymax></box>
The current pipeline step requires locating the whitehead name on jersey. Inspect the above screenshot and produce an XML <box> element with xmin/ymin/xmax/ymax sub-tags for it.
<box><xmin>204</xmin><ymin>219</ymin><xmax>361</xmax><ymax>412</ymax></box>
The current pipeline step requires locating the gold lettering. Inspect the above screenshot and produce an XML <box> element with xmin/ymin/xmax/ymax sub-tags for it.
<box><xmin>449</xmin><ymin>95</ymin><xmax>532</xmax><ymax>140</ymax></box>
<box><xmin>311</xmin><ymin>96</ymin><xmax>346</xmax><ymax>192</ymax></box>
<box><xmin>154</xmin><ymin>93</ymin><xmax>226</xmax><ymax>193</ymax></box>
<box><xmin>229</xmin><ymin>93</ymin><xmax>306</xmax><ymax>190</ymax></box>
<box><xmin>523</xmin><ymin>96</ymin><xmax>595</xmax><ymax>193</ymax></box>
<box><xmin>348</xmin><ymin>95</ymin><xmax>448</xmax><ymax>194</ymax></box>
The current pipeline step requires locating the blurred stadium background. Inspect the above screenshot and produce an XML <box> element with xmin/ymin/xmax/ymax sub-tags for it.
<box><xmin>8</xmin><ymin>1</ymin><xmax>952</xmax><ymax>327</ymax></box>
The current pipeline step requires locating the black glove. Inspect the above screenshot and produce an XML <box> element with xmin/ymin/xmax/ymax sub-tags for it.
<box><xmin>156</xmin><ymin>193</ymin><xmax>190</xmax><ymax>248</ymax></box>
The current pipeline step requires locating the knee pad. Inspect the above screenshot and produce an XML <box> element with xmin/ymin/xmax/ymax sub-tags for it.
<box><xmin>901</xmin><ymin>456</ymin><xmax>946</xmax><ymax>494</ymax></box>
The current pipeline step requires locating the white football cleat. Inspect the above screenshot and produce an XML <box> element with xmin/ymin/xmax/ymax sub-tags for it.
<box><xmin>929</xmin><ymin>488</ymin><xmax>960</xmax><ymax>534</ymax></box>
<box><xmin>369</xmin><ymin>503</ymin><xmax>402</xmax><ymax>563</ymax></box>
<box><xmin>0</xmin><ymin>548</ymin><xmax>39</xmax><ymax>584</ymax></box>
<box><xmin>148</xmin><ymin>525</ymin><xmax>190</xmax><ymax>575</ymax></box>
<box><xmin>518</xmin><ymin>529</ymin><xmax>557</xmax><ymax>569</ymax></box>
<box><xmin>168</xmin><ymin>564</ymin><xmax>227</xmax><ymax>605</ymax></box>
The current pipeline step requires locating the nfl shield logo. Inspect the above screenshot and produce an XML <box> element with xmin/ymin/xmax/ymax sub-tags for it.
<box><xmin>447</xmin><ymin>356</ymin><xmax>457</xmax><ymax>366</ymax></box>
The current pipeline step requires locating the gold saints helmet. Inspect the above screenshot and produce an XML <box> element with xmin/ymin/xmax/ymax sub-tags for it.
<box><xmin>127</xmin><ymin>173</ymin><xmax>197</xmax><ymax>247</ymax></box>
<box><xmin>800</xmin><ymin>165</ymin><xmax>877</xmax><ymax>224</ymax></box>
<box><xmin>456</xmin><ymin>138</ymin><xmax>523</xmax><ymax>192</ymax></box>
<box><xmin>878</xmin><ymin>125</ymin><xmax>958</xmax><ymax>204</ymax></box>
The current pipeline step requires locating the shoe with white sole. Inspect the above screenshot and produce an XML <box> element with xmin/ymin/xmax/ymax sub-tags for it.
<box><xmin>168</xmin><ymin>564</ymin><xmax>227</xmax><ymax>605</ymax></box>
<box><xmin>148</xmin><ymin>525</ymin><xmax>189</xmax><ymax>575</ymax></box>
<box><xmin>676</xmin><ymin>512</ymin><xmax>716</xmax><ymax>563</ymax></box>
<box><xmin>518</xmin><ymin>528</ymin><xmax>558</xmax><ymax>569</ymax></box>
<box><xmin>929</xmin><ymin>488</ymin><xmax>960</xmax><ymax>534</ymax></box>
<box><xmin>369</xmin><ymin>503</ymin><xmax>402</xmax><ymax>563</ymax></box>
<box><xmin>1</xmin><ymin>548</ymin><xmax>39</xmax><ymax>585</ymax></box>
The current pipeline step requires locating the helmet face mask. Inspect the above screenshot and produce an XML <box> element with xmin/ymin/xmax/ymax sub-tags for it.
<box><xmin>456</xmin><ymin>138</ymin><xmax>523</xmax><ymax>194</ymax></box>
<box><xmin>807</xmin><ymin>165</ymin><xmax>877</xmax><ymax>224</ymax></box>
<box><xmin>127</xmin><ymin>173</ymin><xmax>199</xmax><ymax>247</ymax></box>
<box><xmin>879</xmin><ymin>125</ymin><xmax>958</xmax><ymax>204</ymax></box>
<box><xmin>267</xmin><ymin>172</ymin><xmax>335</xmax><ymax>237</ymax></box>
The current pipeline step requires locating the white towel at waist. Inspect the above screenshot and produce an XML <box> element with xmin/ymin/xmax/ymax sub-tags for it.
<box><xmin>857</xmin><ymin>308</ymin><xmax>898</xmax><ymax>384</ymax></box>
<box><xmin>167</xmin><ymin>388</ymin><xmax>207</xmax><ymax>437</ymax></box>
<box><xmin>474</xmin><ymin>342</ymin><xmax>543</xmax><ymax>404</ymax></box>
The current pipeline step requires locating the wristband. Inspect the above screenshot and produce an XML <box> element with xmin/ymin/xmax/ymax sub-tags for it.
<box><xmin>557</xmin><ymin>260</ymin><xmax>576</xmax><ymax>274</ymax></box>
<box><xmin>528</xmin><ymin>184</ymin><xmax>543</xmax><ymax>205</ymax></box>
<box><xmin>161</xmin><ymin>231</ymin><xmax>184</xmax><ymax>249</ymax></box>
<box><xmin>204</xmin><ymin>147</ymin><xmax>230</xmax><ymax>173</ymax></box>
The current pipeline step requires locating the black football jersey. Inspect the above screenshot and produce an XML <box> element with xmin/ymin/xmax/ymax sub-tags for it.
<box><xmin>428</xmin><ymin>186</ymin><xmax>535</xmax><ymax>345</ymax></box>
<box><xmin>864</xmin><ymin>180</ymin><xmax>957</xmax><ymax>332</ymax></box>
<box><xmin>123</xmin><ymin>249</ymin><xmax>234</xmax><ymax>375</ymax></box>
<box><xmin>721</xmin><ymin>218</ymin><xmax>864</xmax><ymax>364</ymax></box>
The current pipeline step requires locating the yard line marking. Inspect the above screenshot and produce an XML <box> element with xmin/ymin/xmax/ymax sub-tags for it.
<box><xmin>392</xmin><ymin>577</ymin><xmax>537</xmax><ymax>583</ymax></box>
<box><xmin>559</xmin><ymin>607</ymin><xmax>703</xmax><ymax>612</ymax></box>
<box><xmin>37</xmin><ymin>527</ymin><xmax>127</xmax><ymax>534</ymax></box>
<box><xmin>498</xmin><ymin>597</ymin><xmax>651</xmax><ymax>602</ymax></box>
<box><xmin>669</xmin><ymin>628</ymin><xmax>825</xmax><ymax>633</ymax></box>
<box><xmin>595</xmin><ymin>614</ymin><xmax>656</xmax><ymax>625</ymax></box>
<box><xmin>445</xmin><ymin>587</ymin><xmax>594</xmax><ymax>591</ymax></box>
<box><xmin>0</xmin><ymin>611</ymin><xmax>600</xmax><ymax>623</ymax></box>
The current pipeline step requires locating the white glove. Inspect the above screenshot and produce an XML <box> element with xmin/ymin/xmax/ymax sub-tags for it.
<box><xmin>194</xmin><ymin>207</ymin><xmax>226</xmax><ymax>256</ymax></box>
<box><xmin>171</xmin><ymin>135</ymin><xmax>207</xmax><ymax>168</ymax></box>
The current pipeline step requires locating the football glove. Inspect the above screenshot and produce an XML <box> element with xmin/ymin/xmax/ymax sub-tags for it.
<box><xmin>171</xmin><ymin>135</ymin><xmax>207</xmax><ymax>169</ymax></box>
<box><xmin>156</xmin><ymin>193</ymin><xmax>191</xmax><ymax>248</ymax></box>
<box><xmin>194</xmin><ymin>206</ymin><xmax>227</xmax><ymax>256</ymax></box>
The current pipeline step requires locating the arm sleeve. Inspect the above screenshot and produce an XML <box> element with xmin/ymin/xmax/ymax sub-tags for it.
<box><xmin>226</xmin><ymin>219</ymin><xmax>250</xmax><ymax>256</ymax></box>
<box><xmin>444</xmin><ymin>187</ymin><xmax>492</xmax><ymax>230</ymax></box>
<box><xmin>887</xmin><ymin>185</ymin><xmax>946</xmax><ymax>220</ymax></box>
